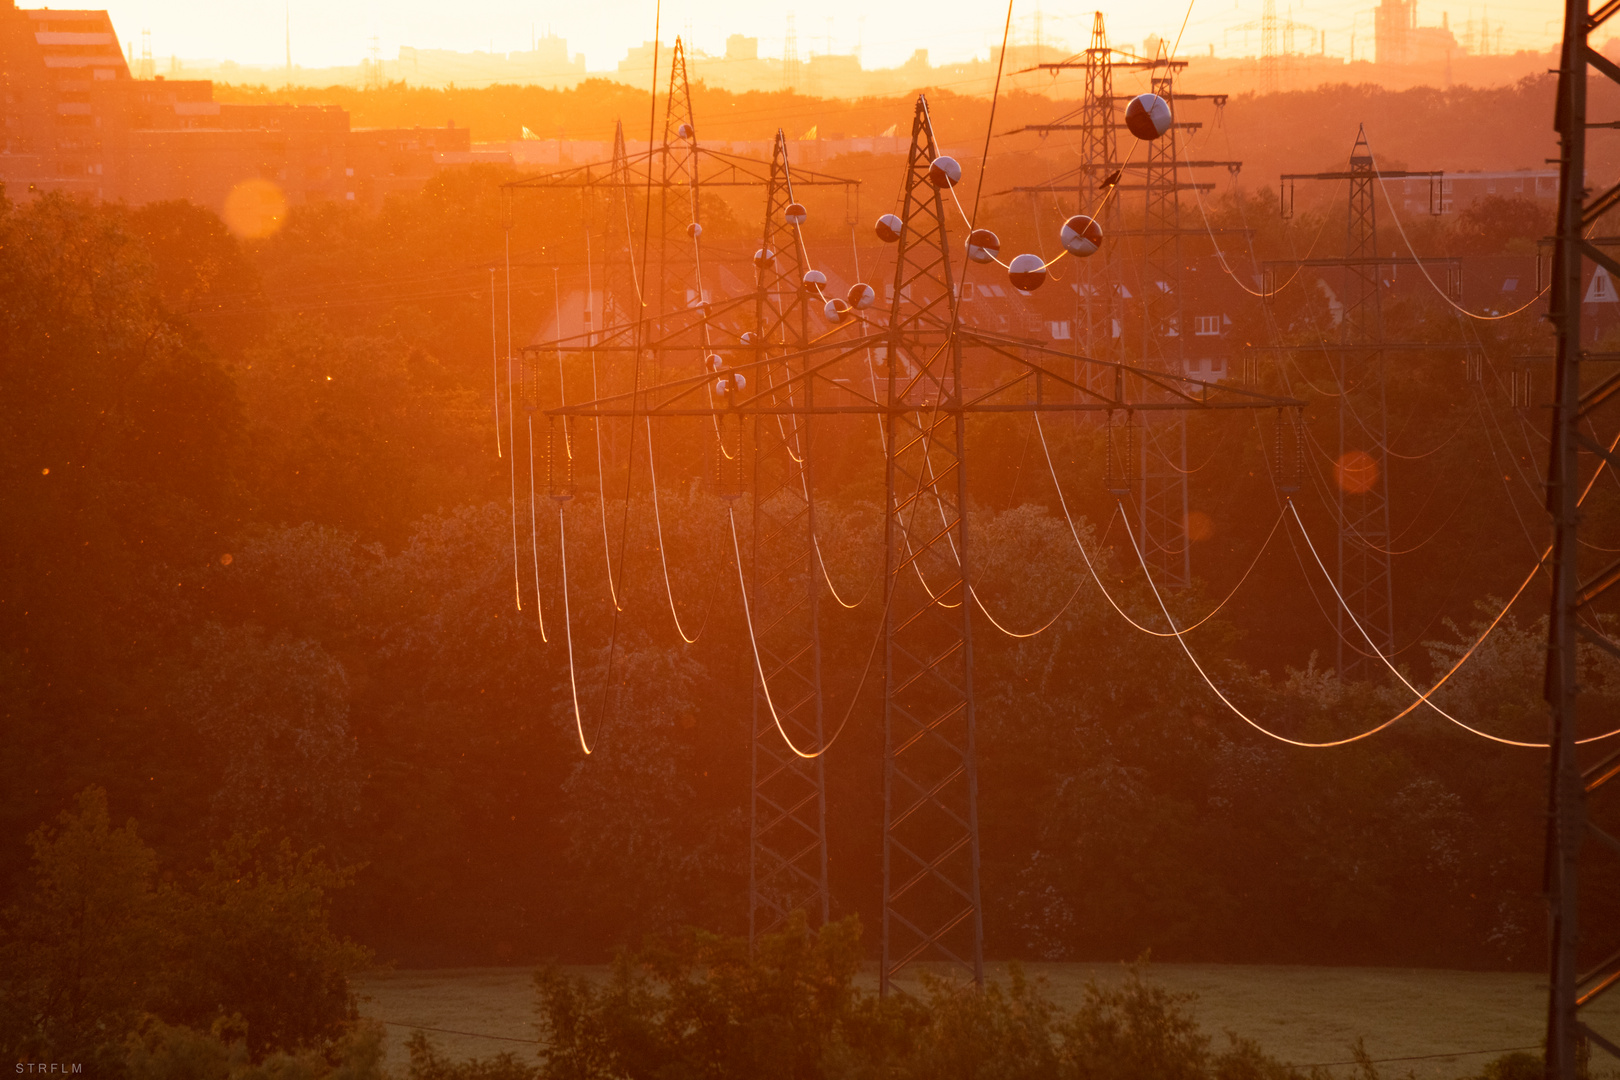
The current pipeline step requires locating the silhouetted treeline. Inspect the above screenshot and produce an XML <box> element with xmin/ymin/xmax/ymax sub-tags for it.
<box><xmin>212</xmin><ymin>74</ymin><xmax>1611</xmax><ymax>181</ymax></box>
<box><xmin>2</xmin><ymin>131</ymin><xmax>1618</xmax><ymax>978</ymax></box>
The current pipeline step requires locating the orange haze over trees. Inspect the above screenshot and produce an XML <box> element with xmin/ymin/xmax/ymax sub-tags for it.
<box><xmin>4</xmin><ymin>64</ymin><xmax>1620</xmax><ymax>1063</ymax></box>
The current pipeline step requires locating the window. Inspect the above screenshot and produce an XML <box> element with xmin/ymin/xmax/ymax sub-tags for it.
<box><xmin>1502</xmin><ymin>277</ymin><xmax>1519</xmax><ymax>292</ymax></box>
<box><xmin>1195</xmin><ymin>315</ymin><xmax>1221</xmax><ymax>336</ymax></box>
<box><xmin>1048</xmin><ymin>320</ymin><xmax>1071</xmax><ymax>340</ymax></box>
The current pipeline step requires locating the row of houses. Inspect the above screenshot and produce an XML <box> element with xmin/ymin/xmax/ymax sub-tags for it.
<box><xmin>535</xmin><ymin>244</ymin><xmax>1564</xmax><ymax>388</ymax></box>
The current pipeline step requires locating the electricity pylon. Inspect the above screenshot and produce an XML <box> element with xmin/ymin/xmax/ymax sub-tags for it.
<box><xmin>539</xmin><ymin>93</ymin><xmax>1301</xmax><ymax>991</ymax></box>
<box><xmin>1545</xmin><ymin>0</ymin><xmax>1620</xmax><ymax>1072</ymax></box>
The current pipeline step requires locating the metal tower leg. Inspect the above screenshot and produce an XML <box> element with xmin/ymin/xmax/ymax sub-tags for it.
<box><xmin>880</xmin><ymin>96</ymin><xmax>984</xmax><ymax>994</ymax></box>
<box><xmin>749</xmin><ymin>131</ymin><xmax>830</xmax><ymax>941</ymax></box>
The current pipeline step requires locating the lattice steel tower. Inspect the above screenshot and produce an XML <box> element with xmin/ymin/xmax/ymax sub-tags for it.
<box><xmin>748</xmin><ymin>130</ymin><xmax>831</xmax><ymax>938</ymax></box>
<box><xmin>1334</xmin><ymin>128</ymin><xmax>1395</xmax><ymax>679</ymax></box>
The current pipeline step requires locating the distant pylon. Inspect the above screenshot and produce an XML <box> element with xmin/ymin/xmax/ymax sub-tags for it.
<box><xmin>784</xmin><ymin>14</ymin><xmax>801</xmax><ymax>92</ymax></box>
<box><xmin>1260</xmin><ymin>0</ymin><xmax>1278</xmax><ymax>93</ymax></box>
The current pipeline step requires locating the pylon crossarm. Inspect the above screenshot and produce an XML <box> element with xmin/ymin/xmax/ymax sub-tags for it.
<box><xmin>544</xmin><ymin>333</ymin><xmax>887</xmax><ymax>418</ymax></box>
<box><xmin>517</xmin><ymin>289</ymin><xmax>758</xmax><ymax>357</ymax></box>
<box><xmin>506</xmin><ymin>144</ymin><xmax>860</xmax><ymax>191</ymax></box>
<box><xmin>963</xmin><ymin>329</ymin><xmax>1305</xmax><ymax>408</ymax></box>
<box><xmin>519</xmin><ymin>320</ymin><xmax>637</xmax><ymax>355</ymax></box>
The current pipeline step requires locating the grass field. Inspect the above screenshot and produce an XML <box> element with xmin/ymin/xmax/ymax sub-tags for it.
<box><xmin>355</xmin><ymin>962</ymin><xmax>1620</xmax><ymax>1078</ymax></box>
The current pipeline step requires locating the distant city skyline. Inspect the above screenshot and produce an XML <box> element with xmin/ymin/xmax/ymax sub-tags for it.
<box><xmin>101</xmin><ymin>0</ymin><xmax>1556</xmax><ymax>75</ymax></box>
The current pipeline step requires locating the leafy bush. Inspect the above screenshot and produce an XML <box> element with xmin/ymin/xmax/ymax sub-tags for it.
<box><xmin>0</xmin><ymin>788</ymin><xmax>370</xmax><ymax>1066</ymax></box>
<box><xmin>124</xmin><ymin>1016</ymin><xmax>387</xmax><ymax>1080</ymax></box>
<box><xmin>517</xmin><ymin>914</ymin><xmax>1317</xmax><ymax>1080</ymax></box>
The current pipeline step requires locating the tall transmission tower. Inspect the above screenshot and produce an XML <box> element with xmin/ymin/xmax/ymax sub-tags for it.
<box><xmin>137</xmin><ymin>29</ymin><xmax>154</xmax><ymax>80</ymax></box>
<box><xmin>877</xmin><ymin>97</ymin><xmax>982</xmax><ymax>993</ymax></box>
<box><xmin>1545</xmin><ymin>0</ymin><xmax>1620</xmax><ymax>1072</ymax></box>
<box><xmin>526</xmin><ymin>90</ymin><xmax>1300</xmax><ymax>988</ymax></box>
<box><xmin>1270</xmin><ymin>139</ymin><xmax>1445</xmax><ymax>678</ymax></box>
<box><xmin>504</xmin><ymin>46</ymin><xmax>860</xmax><ymax>952</ymax></box>
<box><xmin>1004</xmin><ymin>29</ymin><xmax>1236</xmax><ymax>591</ymax></box>
<box><xmin>748</xmin><ymin>130</ymin><xmax>830</xmax><ymax>938</ymax></box>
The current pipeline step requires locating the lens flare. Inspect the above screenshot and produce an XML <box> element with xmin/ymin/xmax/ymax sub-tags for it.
<box><xmin>1335</xmin><ymin>450</ymin><xmax>1379</xmax><ymax>494</ymax></box>
<box><xmin>222</xmin><ymin>178</ymin><xmax>288</xmax><ymax>240</ymax></box>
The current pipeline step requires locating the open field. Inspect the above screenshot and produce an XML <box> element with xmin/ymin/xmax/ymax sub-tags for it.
<box><xmin>355</xmin><ymin>962</ymin><xmax>1620</xmax><ymax>1077</ymax></box>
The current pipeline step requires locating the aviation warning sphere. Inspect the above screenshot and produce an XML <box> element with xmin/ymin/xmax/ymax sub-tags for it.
<box><xmin>740</xmin><ymin>331</ymin><xmax>759</xmax><ymax>346</ymax></box>
<box><xmin>928</xmin><ymin>155</ymin><xmax>963</xmax><ymax>189</ymax></box>
<box><xmin>848</xmin><ymin>282</ymin><xmax>876</xmax><ymax>309</ymax></box>
<box><xmin>875</xmin><ymin>213</ymin><xmax>904</xmax><ymax>243</ymax></box>
<box><xmin>677</xmin><ymin>122</ymin><xmax>694</xmax><ymax>140</ymax></box>
<box><xmin>966</xmin><ymin>228</ymin><xmax>1001</xmax><ymax>265</ymax></box>
<box><xmin>1060</xmin><ymin>215</ymin><xmax>1103</xmax><ymax>257</ymax></box>
<box><xmin>1124</xmin><ymin>93</ymin><xmax>1172</xmax><ymax>140</ymax></box>
<box><xmin>705</xmin><ymin>354</ymin><xmax>724</xmax><ymax>373</ymax></box>
<box><xmin>714</xmin><ymin>376</ymin><xmax>731</xmax><ymax>394</ymax></box>
<box><xmin>732</xmin><ymin>373</ymin><xmax>747</xmax><ymax>391</ymax></box>
<box><xmin>687</xmin><ymin>222</ymin><xmax>703</xmax><ymax>239</ymax></box>
<box><xmin>803</xmin><ymin>269</ymin><xmax>828</xmax><ymax>291</ymax></box>
<box><xmin>785</xmin><ymin>202</ymin><xmax>808</xmax><ymax>225</ymax></box>
<box><xmin>754</xmin><ymin>247</ymin><xmax>776</xmax><ymax>267</ymax></box>
<box><xmin>1008</xmin><ymin>253</ymin><xmax>1047</xmax><ymax>292</ymax></box>
<box><xmin>824</xmin><ymin>298</ymin><xmax>851</xmax><ymax>323</ymax></box>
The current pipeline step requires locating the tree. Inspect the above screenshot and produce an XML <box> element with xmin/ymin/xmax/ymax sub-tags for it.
<box><xmin>179</xmin><ymin>623</ymin><xmax>359</xmax><ymax>841</ymax></box>
<box><xmin>0</xmin><ymin>788</ymin><xmax>371</xmax><ymax>1063</ymax></box>
<box><xmin>167</xmin><ymin>833</ymin><xmax>371</xmax><ymax>1056</ymax></box>
<box><xmin>0</xmin><ymin>787</ymin><xmax>171</xmax><ymax>1064</ymax></box>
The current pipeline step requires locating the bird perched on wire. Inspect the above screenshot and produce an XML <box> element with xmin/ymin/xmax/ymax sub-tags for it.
<box><xmin>1100</xmin><ymin>169</ymin><xmax>1122</xmax><ymax>191</ymax></box>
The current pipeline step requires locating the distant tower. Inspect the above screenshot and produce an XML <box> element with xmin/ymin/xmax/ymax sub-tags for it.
<box><xmin>364</xmin><ymin>35</ymin><xmax>382</xmax><ymax>90</ymax></box>
<box><xmin>1260</xmin><ymin>0</ymin><xmax>1278</xmax><ymax>92</ymax></box>
<box><xmin>137</xmin><ymin>29</ymin><xmax>154</xmax><ymax>80</ymax></box>
<box><xmin>1373</xmin><ymin>0</ymin><xmax>1414</xmax><ymax>64</ymax></box>
<box><xmin>783</xmin><ymin>14</ymin><xmax>800</xmax><ymax>91</ymax></box>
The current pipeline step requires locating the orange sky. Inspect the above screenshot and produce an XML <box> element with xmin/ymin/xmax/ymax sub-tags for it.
<box><xmin>101</xmin><ymin>0</ymin><xmax>1559</xmax><ymax>74</ymax></box>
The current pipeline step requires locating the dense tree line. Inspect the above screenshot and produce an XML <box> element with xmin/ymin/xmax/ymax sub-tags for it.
<box><xmin>2</xmin><ymin>71</ymin><xmax>1617</xmax><ymax>1019</ymax></box>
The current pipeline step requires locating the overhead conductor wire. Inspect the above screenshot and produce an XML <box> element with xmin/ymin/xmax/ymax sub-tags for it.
<box><xmin>505</xmin><ymin>211</ymin><xmax>523</xmax><ymax>613</ymax></box>
<box><xmin>583</xmin><ymin>225</ymin><xmax>623</xmax><ymax>610</ymax></box>
<box><xmin>560</xmin><ymin>0</ymin><xmax>663</xmax><ymax>756</ymax></box>
<box><xmin>491</xmin><ymin>268</ymin><xmax>503</xmax><ymax>458</ymax></box>
<box><xmin>526</xmin><ymin>413</ymin><xmax>547</xmax><ymax>639</ymax></box>
<box><xmin>1365</xmin><ymin>134</ymin><xmax>1549</xmax><ymax>321</ymax></box>
<box><xmin>1035</xmin><ymin>414</ymin><xmax>1278</xmax><ymax>636</ymax></box>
